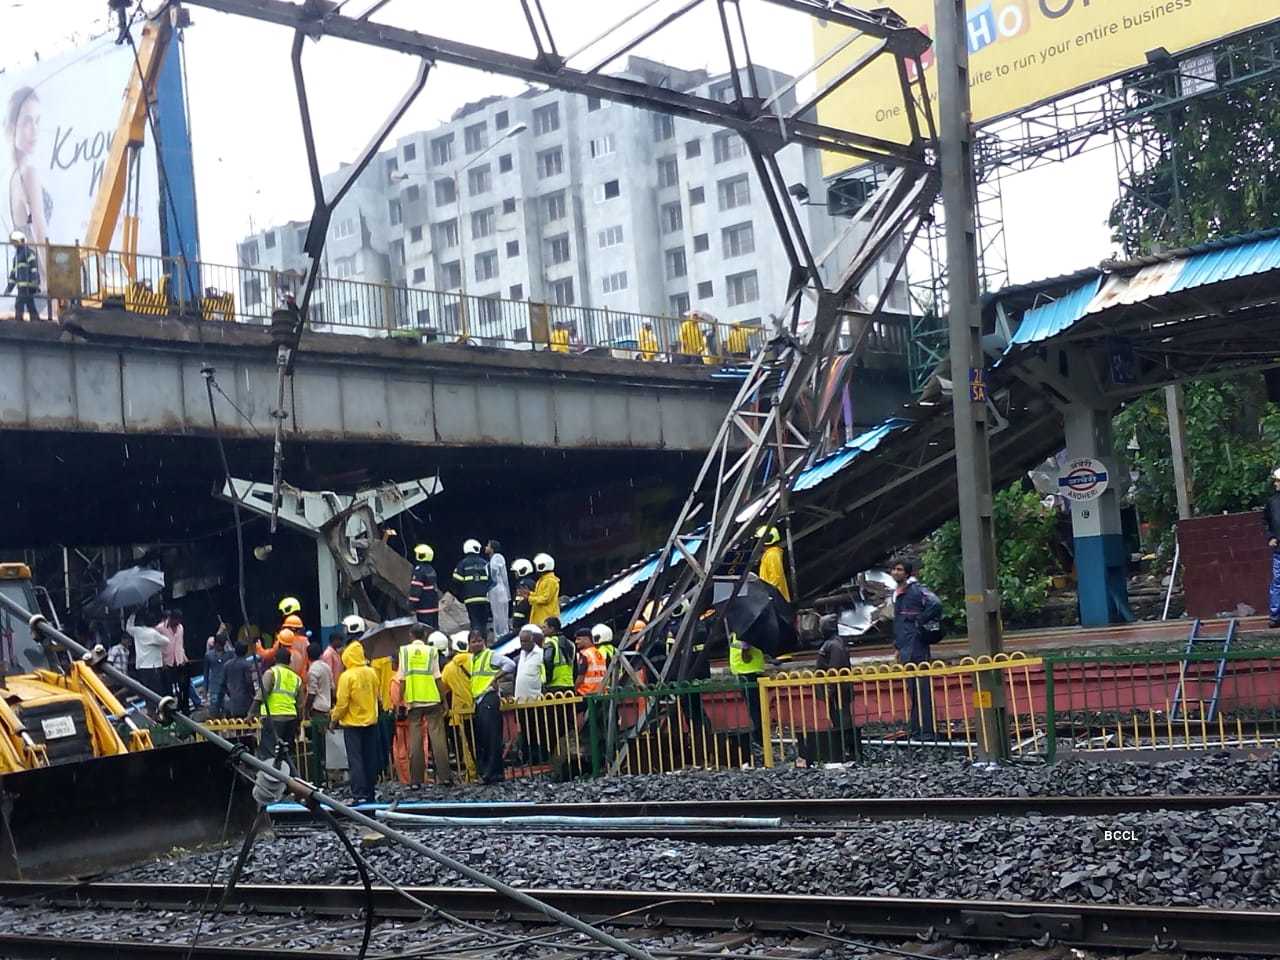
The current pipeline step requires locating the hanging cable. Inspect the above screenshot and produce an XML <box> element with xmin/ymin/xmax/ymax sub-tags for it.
<box><xmin>204</xmin><ymin>367</ymin><xmax>250</xmax><ymax>630</ymax></box>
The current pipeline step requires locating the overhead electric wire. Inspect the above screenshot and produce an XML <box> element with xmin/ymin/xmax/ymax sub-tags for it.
<box><xmin>0</xmin><ymin>589</ymin><xmax>656</xmax><ymax>960</ymax></box>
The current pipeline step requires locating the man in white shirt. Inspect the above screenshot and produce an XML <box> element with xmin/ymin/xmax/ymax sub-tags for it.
<box><xmin>126</xmin><ymin>611</ymin><xmax>172</xmax><ymax>714</ymax></box>
<box><xmin>513</xmin><ymin>625</ymin><xmax>545</xmax><ymax>702</ymax></box>
<box><xmin>305</xmin><ymin>639</ymin><xmax>334</xmax><ymax>784</ymax></box>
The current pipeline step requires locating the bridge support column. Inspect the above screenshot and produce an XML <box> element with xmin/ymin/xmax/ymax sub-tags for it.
<box><xmin>1063</xmin><ymin>405</ymin><xmax>1133</xmax><ymax>627</ymax></box>
<box><xmin>316</xmin><ymin>541</ymin><xmax>342</xmax><ymax>643</ymax></box>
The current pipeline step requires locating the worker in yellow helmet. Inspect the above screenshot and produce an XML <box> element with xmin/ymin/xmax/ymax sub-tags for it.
<box><xmin>677</xmin><ymin>313</ymin><xmax>707</xmax><ymax>365</ymax></box>
<box><xmin>278</xmin><ymin>596</ymin><xmax>302</xmax><ymax>618</ymax></box>
<box><xmin>550</xmin><ymin>319</ymin><xmax>571</xmax><ymax>353</ymax></box>
<box><xmin>637</xmin><ymin>320</ymin><xmax>659</xmax><ymax>361</ymax></box>
<box><xmin>756</xmin><ymin>525</ymin><xmax>791</xmax><ymax>603</ymax></box>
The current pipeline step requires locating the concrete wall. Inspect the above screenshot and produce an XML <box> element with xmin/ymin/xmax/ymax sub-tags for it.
<box><xmin>0</xmin><ymin>311</ymin><xmax>735</xmax><ymax>451</ymax></box>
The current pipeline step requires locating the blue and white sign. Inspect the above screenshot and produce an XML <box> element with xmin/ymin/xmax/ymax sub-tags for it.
<box><xmin>1058</xmin><ymin>457</ymin><xmax>1109</xmax><ymax>503</ymax></box>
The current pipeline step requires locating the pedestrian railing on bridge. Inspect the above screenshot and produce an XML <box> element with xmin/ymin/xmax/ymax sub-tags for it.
<box><xmin>1</xmin><ymin>242</ymin><xmax>909</xmax><ymax>364</ymax></box>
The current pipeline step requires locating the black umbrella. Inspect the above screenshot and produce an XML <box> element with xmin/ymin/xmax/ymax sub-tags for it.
<box><xmin>712</xmin><ymin>576</ymin><xmax>797</xmax><ymax>657</ymax></box>
<box><xmin>97</xmin><ymin>566</ymin><xmax>165</xmax><ymax>611</ymax></box>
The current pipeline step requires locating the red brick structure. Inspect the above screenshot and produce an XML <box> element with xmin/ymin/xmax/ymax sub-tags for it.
<box><xmin>1178</xmin><ymin>511</ymin><xmax>1271</xmax><ymax>618</ymax></box>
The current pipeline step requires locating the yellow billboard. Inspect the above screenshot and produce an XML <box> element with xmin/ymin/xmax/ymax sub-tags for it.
<box><xmin>814</xmin><ymin>0</ymin><xmax>1279</xmax><ymax>176</ymax></box>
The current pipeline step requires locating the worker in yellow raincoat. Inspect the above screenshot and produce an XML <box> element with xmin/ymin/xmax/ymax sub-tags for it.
<box><xmin>756</xmin><ymin>525</ymin><xmax>791</xmax><ymax>602</ymax></box>
<box><xmin>638</xmin><ymin>320</ymin><xmax>659</xmax><ymax>360</ymax></box>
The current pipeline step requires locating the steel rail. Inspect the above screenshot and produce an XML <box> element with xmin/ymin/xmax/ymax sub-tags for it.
<box><xmin>264</xmin><ymin>794</ymin><xmax>1280</xmax><ymax>825</ymax></box>
<box><xmin>4</xmin><ymin>883</ymin><xmax>1279</xmax><ymax>955</ymax></box>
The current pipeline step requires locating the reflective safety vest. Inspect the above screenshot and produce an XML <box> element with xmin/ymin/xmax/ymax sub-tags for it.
<box><xmin>728</xmin><ymin>633</ymin><xmax>765</xmax><ymax>676</ymax></box>
<box><xmin>596</xmin><ymin>642</ymin><xmax>617</xmax><ymax>662</ymax></box>
<box><xmin>576</xmin><ymin>645</ymin><xmax>607</xmax><ymax>695</ymax></box>
<box><xmin>262</xmin><ymin>664</ymin><xmax>301</xmax><ymax>717</ymax></box>
<box><xmin>470</xmin><ymin>648</ymin><xmax>500</xmax><ymax>699</ymax></box>
<box><xmin>399</xmin><ymin>642</ymin><xmax>441</xmax><ymax>705</ymax></box>
<box><xmin>550</xmin><ymin>326</ymin><xmax>570</xmax><ymax>353</ymax></box>
<box><xmin>545</xmin><ymin>636</ymin><xmax>575</xmax><ymax>689</ymax></box>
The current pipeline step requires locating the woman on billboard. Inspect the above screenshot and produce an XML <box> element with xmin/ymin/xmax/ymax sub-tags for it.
<box><xmin>6</xmin><ymin>86</ymin><xmax>51</xmax><ymax>250</ymax></box>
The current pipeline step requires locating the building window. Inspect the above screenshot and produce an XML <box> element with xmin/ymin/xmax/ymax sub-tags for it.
<box><xmin>495</xmin><ymin>109</ymin><xmax>509</xmax><ymax>130</ymax></box>
<box><xmin>689</xmin><ymin>186</ymin><xmax>705</xmax><ymax>206</ymax></box>
<box><xmin>550</xmin><ymin>277</ymin><xmax>574</xmax><ymax>305</ymax></box>
<box><xmin>685</xmin><ymin>139</ymin><xmax>702</xmax><ymax>159</ymax></box>
<box><xmin>296</xmin><ymin>227</ymin><xmax>307</xmax><ymax>248</ymax></box>
<box><xmin>409</xmin><ymin>224</ymin><xmax>424</xmax><ymax>244</ymax></box>
<box><xmin>403</xmin><ymin>142</ymin><xmax>417</xmax><ymax>162</ymax></box>
<box><xmin>543</xmin><ymin>191</ymin><xmax>566</xmax><ymax>221</ymax></box>
<box><xmin>415</xmin><ymin>307</ymin><xmax>430</xmax><ymax>327</ymax></box>
<box><xmin>598</xmin><ymin>225</ymin><xmax>624</xmax><ymax>248</ymax></box>
<box><xmin>722</xmin><ymin>221</ymin><xmax>755</xmax><ymax>258</ymax></box>
<box><xmin>390</xmin><ymin>239</ymin><xmax>403</xmax><ymax>264</ymax></box>
<box><xmin>434</xmin><ymin>178</ymin><xmax>456</xmax><ymax>205</ymax></box>
<box><xmin>404</xmin><ymin>184</ymin><xmax>420</xmax><ymax>203</ymax></box>
<box><xmin>468</xmin><ymin>164</ymin><xmax>492</xmax><ymax>196</ymax></box>
<box><xmin>587</xmin><ymin>95</ymin><xmax>602</xmax><ymax>112</ymax></box>
<box><xmin>718</xmin><ymin>174</ymin><xmax>750</xmax><ymax>210</ymax></box>
<box><xmin>499</xmin><ymin>153</ymin><xmax>513</xmax><ymax>173</ymax></box>
<box><xmin>602</xmin><ymin>271</ymin><xmax>628</xmax><ymax>294</ymax></box>
<box><xmin>239</xmin><ymin>240</ymin><xmax>259</xmax><ymax>266</ymax></box>
<box><xmin>532</xmin><ymin>103</ymin><xmax>560</xmax><ymax>135</ymax></box>
<box><xmin>388</xmin><ymin>199</ymin><xmax>402</xmax><ymax>226</ymax></box>
<box><xmin>244</xmin><ymin>276</ymin><xmax>262</xmax><ymax>305</ymax></box>
<box><xmin>693</xmin><ymin>232</ymin><xmax>709</xmax><ymax>252</ymax></box>
<box><xmin>536</xmin><ymin>147</ymin><xmax>564</xmax><ymax>179</ymax></box>
<box><xmin>595</xmin><ymin>179</ymin><xmax>621</xmax><ymax>202</ymax></box>
<box><xmin>506</xmin><ymin>239</ymin><xmax>520</xmax><ymax>257</ymax></box>
<box><xmin>665</xmin><ymin>247</ymin><xmax>687</xmax><ymax>279</ymax></box>
<box><xmin>657</xmin><ymin>155</ymin><xmax>679</xmax><ymax>188</ymax></box>
<box><xmin>385</xmin><ymin>156</ymin><xmax>399</xmax><ymax>178</ymax></box>
<box><xmin>471</xmin><ymin>207</ymin><xmax>495</xmax><ymax>240</ymax></box>
<box><xmin>475</xmin><ymin>249</ymin><xmax>499</xmax><ymax>281</ymax></box>
<box><xmin>546</xmin><ymin>233</ymin><xmax>571</xmax><ymax>265</ymax></box>
<box><xmin>653</xmin><ymin>113</ymin><xmax>674</xmax><ymax>141</ymax></box>
<box><xmin>435</xmin><ymin>218</ymin><xmax>459</xmax><ymax>248</ymax></box>
<box><xmin>509</xmin><ymin>283</ymin><xmax>523</xmax><ymax>300</ymax></box>
<box><xmin>502</xmin><ymin>196</ymin><xmax>517</xmax><ymax>214</ymax></box>
<box><xmin>464</xmin><ymin>121</ymin><xmax>488</xmax><ymax>153</ymax></box>
<box><xmin>697</xmin><ymin>280</ymin><xmax>713</xmax><ymax>299</ymax></box>
<box><xmin>669</xmin><ymin>292</ymin><xmax>689</xmax><ymax>315</ymax></box>
<box><xmin>333</xmin><ymin>217</ymin><xmax>356</xmax><ymax>239</ymax></box>
<box><xmin>726</xmin><ymin>269</ymin><xmax>759</xmax><ymax>305</ymax></box>
<box><xmin>709</xmin><ymin>79</ymin><xmax>735</xmax><ymax>102</ymax></box>
<box><xmin>334</xmin><ymin>256</ymin><xmax>355</xmax><ymax>279</ymax></box>
<box><xmin>477</xmin><ymin>296</ymin><xmax>501</xmax><ymax>323</ymax></box>
<box><xmin>412</xmin><ymin>266</ymin><xmax>426</xmax><ymax>284</ymax></box>
<box><xmin>431</xmin><ymin>134</ymin><xmax>454</xmax><ymax>165</ymax></box>
<box><xmin>713</xmin><ymin>130</ymin><xmax>746</xmax><ymax>163</ymax></box>
<box><xmin>263</xmin><ymin>231</ymin><xmax>276</xmax><ymax>250</ymax></box>
<box><xmin>661</xmin><ymin>201</ymin><xmax>683</xmax><ymax>234</ymax></box>
<box><xmin>590</xmin><ymin>134</ymin><xmax>615</xmax><ymax>159</ymax></box>
<box><xmin>441</xmin><ymin>260</ymin><xmax>462</xmax><ymax>289</ymax></box>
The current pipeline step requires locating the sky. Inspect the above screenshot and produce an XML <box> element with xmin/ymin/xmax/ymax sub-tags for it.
<box><xmin>2</xmin><ymin>0</ymin><xmax>1119</xmax><ymax>287</ymax></box>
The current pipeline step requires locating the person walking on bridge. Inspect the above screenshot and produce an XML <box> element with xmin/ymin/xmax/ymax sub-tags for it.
<box><xmin>6</xmin><ymin>231</ymin><xmax>40</xmax><ymax>322</ymax></box>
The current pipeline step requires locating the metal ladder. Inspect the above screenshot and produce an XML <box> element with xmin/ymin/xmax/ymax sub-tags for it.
<box><xmin>1171</xmin><ymin>618</ymin><xmax>1237</xmax><ymax>723</ymax></box>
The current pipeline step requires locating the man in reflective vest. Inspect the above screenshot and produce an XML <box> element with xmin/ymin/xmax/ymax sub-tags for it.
<box><xmin>574</xmin><ymin>627</ymin><xmax>607</xmax><ymax>696</ymax></box>
<box><xmin>409</xmin><ymin>544</ymin><xmax>440</xmax><ymax>629</ymax></box>
<box><xmin>468</xmin><ymin>630</ymin><xmax>515</xmax><ymax>784</ymax></box>
<box><xmin>729</xmin><ymin>629</ymin><xmax>767</xmax><ymax>751</ymax></box>
<box><xmin>397</xmin><ymin>624</ymin><xmax>453</xmax><ymax>786</ymax></box>
<box><xmin>590</xmin><ymin>624</ymin><xmax>616</xmax><ymax>663</ymax></box>
<box><xmin>541</xmin><ymin>617</ymin><xmax>575</xmax><ymax>695</ymax></box>
<box><xmin>6</xmin><ymin>231</ymin><xmax>39</xmax><ymax>323</ymax></box>
<box><xmin>251</xmin><ymin>646</ymin><xmax>303</xmax><ymax>763</ymax></box>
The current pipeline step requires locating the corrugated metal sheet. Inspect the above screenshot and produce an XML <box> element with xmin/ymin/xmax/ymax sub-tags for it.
<box><xmin>793</xmin><ymin>418</ymin><xmax>912</xmax><ymax>492</ymax></box>
<box><xmin>1006</xmin><ymin>230</ymin><xmax>1280</xmax><ymax>349</ymax></box>
<box><xmin>1007</xmin><ymin>276</ymin><xmax>1102</xmax><ymax>347</ymax></box>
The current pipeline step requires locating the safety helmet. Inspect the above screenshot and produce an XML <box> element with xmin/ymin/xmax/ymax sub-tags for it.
<box><xmin>534</xmin><ymin>552</ymin><xmax>555</xmax><ymax>573</ymax></box>
<box><xmin>511</xmin><ymin>558</ymin><xmax>533</xmax><ymax>577</ymax></box>
<box><xmin>428</xmin><ymin>630</ymin><xmax>449</xmax><ymax>653</ymax></box>
<box><xmin>342</xmin><ymin>614</ymin><xmax>366</xmax><ymax>638</ymax></box>
<box><xmin>591</xmin><ymin>624</ymin><xmax>613</xmax><ymax>645</ymax></box>
<box><xmin>629</xmin><ymin>619</ymin><xmax>647</xmax><ymax>634</ymax></box>
<box><xmin>9</xmin><ymin>230</ymin><xmax>25</xmax><ymax>244</ymax></box>
<box><xmin>282</xmin><ymin>614</ymin><xmax>303</xmax><ymax>629</ymax></box>
<box><xmin>755</xmin><ymin>524</ymin><xmax>781</xmax><ymax>546</ymax></box>
<box><xmin>414</xmin><ymin>543</ymin><xmax>434</xmax><ymax>562</ymax></box>
<box><xmin>278</xmin><ymin>596</ymin><xmax>302</xmax><ymax>616</ymax></box>
<box><xmin>1272</xmin><ymin>467</ymin><xmax>1280</xmax><ymax>482</ymax></box>
<box><xmin>451</xmin><ymin>635</ymin><xmax>469</xmax><ymax>654</ymax></box>
<box><xmin>463</xmin><ymin>538</ymin><xmax>482</xmax><ymax>555</ymax></box>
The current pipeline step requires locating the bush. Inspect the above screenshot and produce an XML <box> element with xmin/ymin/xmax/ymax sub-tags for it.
<box><xmin>920</xmin><ymin>484</ymin><xmax>1059</xmax><ymax>628</ymax></box>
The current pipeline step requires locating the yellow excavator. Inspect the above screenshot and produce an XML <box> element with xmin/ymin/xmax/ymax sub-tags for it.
<box><xmin>0</xmin><ymin>563</ymin><xmax>252</xmax><ymax>878</ymax></box>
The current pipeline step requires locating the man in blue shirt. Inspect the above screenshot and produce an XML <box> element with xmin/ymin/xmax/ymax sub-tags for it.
<box><xmin>890</xmin><ymin>557</ymin><xmax>942</xmax><ymax>739</ymax></box>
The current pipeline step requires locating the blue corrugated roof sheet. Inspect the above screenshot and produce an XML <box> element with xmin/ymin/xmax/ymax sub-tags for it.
<box><xmin>1171</xmin><ymin>231</ymin><xmax>1280</xmax><ymax>292</ymax></box>
<box><xmin>793</xmin><ymin>418</ymin><xmax>912</xmax><ymax>492</ymax></box>
<box><xmin>1008</xmin><ymin>275</ymin><xmax>1102</xmax><ymax>347</ymax></box>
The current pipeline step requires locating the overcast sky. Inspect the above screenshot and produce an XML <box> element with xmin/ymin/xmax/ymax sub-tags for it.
<box><xmin>5</xmin><ymin>0</ymin><xmax>1119</xmax><ymax>285</ymax></box>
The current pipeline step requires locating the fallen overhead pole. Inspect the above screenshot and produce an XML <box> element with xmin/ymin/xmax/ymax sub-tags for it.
<box><xmin>7</xmin><ymin>883</ymin><xmax>1280</xmax><ymax>955</ymax></box>
<box><xmin>0</xmin><ymin>591</ymin><xmax>657</xmax><ymax>960</ymax></box>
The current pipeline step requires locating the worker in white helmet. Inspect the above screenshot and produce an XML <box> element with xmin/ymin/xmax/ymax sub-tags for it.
<box><xmin>453</xmin><ymin>539</ymin><xmax>492</xmax><ymax>634</ymax></box>
<box><xmin>590</xmin><ymin>624</ymin><xmax>616</xmax><ymax>663</ymax></box>
<box><xmin>6</xmin><ymin>230</ymin><xmax>40</xmax><ymax>323</ymax></box>
<box><xmin>509</xmin><ymin>558</ymin><xmax>534</xmax><ymax>635</ymax></box>
<box><xmin>528</xmin><ymin>553</ymin><xmax>560</xmax><ymax>626</ymax></box>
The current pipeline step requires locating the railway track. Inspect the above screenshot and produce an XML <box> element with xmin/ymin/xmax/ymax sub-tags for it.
<box><xmin>2</xmin><ymin>881</ymin><xmax>1278</xmax><ymax>956</ymax></box>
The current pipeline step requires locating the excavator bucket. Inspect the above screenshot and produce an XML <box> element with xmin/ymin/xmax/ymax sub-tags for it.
<box><xmin>0</xmin><ymin>740</ymin><xmax>256</xmax><ymax>879</ymax></box>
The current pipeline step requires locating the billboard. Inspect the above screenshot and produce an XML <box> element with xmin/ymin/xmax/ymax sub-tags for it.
<box><xmin>1</xmin><ymin>34</ymin><xmax>161</xmax><ymax>255</ymax></box>
<box><xmin>814</xmin><ymin>0</ymin><xmax>1280</xmax><ymax>176</ymax></box>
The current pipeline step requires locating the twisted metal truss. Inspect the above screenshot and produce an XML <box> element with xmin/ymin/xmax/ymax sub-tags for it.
<box><xmin>176</xmin><ymin>0</ymin><xmax>940</xmax><ymax>697</ymax></box>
